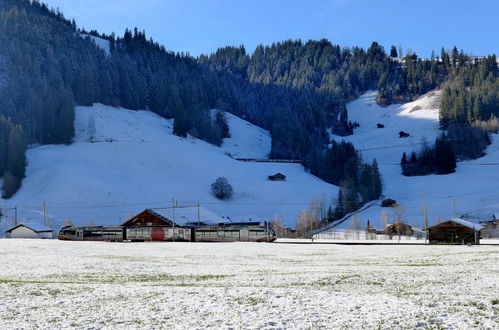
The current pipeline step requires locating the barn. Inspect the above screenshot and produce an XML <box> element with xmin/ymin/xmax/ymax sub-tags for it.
<box><xmin>5</xmin><ymin>223</ymin><xmax>53</xmax><ymax>239</ymax></box>
<box><xmin>428</xmin><ymin>218</ymin><xmax>484</xmax><ymax>245</ymax></box>
<box><xmin>121</xmin><ymin>208</ymin><xmax>225</xmax><ymax>227</ymax></box>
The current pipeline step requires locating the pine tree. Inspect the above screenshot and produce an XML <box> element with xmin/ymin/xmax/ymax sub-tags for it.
<box><xmin>2</xmin><ymin>170</ymin><xmax>20</xmax><ymax>199</ymax></box>
<box><xmin>215</xmin><ymin>110</ymin><xmax>230</xmax><ymax>138</ymax></box>
<box><xmin>390</xmin><ymin>46</ymin><xmax>398</xmax><ymax>58</ymax></box>
<box><xmin>401</xmin><ymin>152</ymin><xmax>408</xmax><ymax>176</ymax></box>
<box><xmin>7</xmin><ymin>125</ymin><xmax>26</xmax><ymax>180</ymax></box>
<box><xmin>371</xmin><ymin>159</ymin><xmax>382</xmax><ymax>199</ymax></box>
<box><xmin>434</xmin><ymin>136</ymin><xmax>456</xmax><ymax>174</ymax></box>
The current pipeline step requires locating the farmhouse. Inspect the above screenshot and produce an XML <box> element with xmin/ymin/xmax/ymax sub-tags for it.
<box><xmin>5</xmin><ymin>223</ymin><xmax>53</xmax><ymax>239</ymax></box>
<box><xmin>428</xmin><ymin>218</ymin><xmax>483</xmax><ymax>245</ymax></box>
<box><xmin>268</xmin><ymin>173</ymin><xmax>286</xmax><ymax>181</ymax></box>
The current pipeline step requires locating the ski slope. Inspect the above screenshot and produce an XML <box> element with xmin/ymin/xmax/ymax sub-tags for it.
<box><xmin>1</xmin><ymin>104</ymin><xmax>336</xmax><ymax>231</ymax></box>
<box><xmin>332</xmin><ymin>91</ymin><xmax>499</xmax><ymax>230</ymax></box>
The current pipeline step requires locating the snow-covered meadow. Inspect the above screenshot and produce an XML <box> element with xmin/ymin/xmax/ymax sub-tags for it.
<box><xmin>0</xmin><ymin>239</ymin><xmax>498</xmax><ymax>329</ymax></box>
<box><xmin>333</xmin><ymin>91</ymin><xmax>499</xmax><ymax>230</ymax></box>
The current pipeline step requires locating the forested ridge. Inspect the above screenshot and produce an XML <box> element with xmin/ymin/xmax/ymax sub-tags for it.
<box><xmin>0</xmin><ymin>0</ymin><xmax>497</xmax><ymax>223</ymax></box>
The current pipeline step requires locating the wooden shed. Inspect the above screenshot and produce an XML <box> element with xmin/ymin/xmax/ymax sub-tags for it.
<box><xmin>428</xmin><ymin>218</ymin><xmax>484</xmax><ymax>245</ymax></box>
<box><xmin>5</xmin><ymin>223</ymin><xmax>53</xmax><ymax>239</ymax></box>
<box><xmin>268</xmin><ymin>173</ymin><xmax>286</xmax><ymax>181</ymax></box>
<box><xmin>121</xmin><ymin>209</ymin><xmax>176</xmax><ymax>227</ymax></box>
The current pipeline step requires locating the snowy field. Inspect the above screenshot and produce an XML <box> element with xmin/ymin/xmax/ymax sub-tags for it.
<box><xmin>0</xmin><ymin>240</ymin><xmax>498</xmax><ymax>329</ymax></box>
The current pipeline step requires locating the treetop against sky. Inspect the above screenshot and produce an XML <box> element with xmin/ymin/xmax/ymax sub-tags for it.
<box><xmin>42</xmin><ymin>0</ymin><xmax>499</xmax><ymax>57</ymax></box>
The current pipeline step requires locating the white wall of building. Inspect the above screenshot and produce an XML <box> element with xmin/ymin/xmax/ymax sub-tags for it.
<box><xmin>9</xmin><ymin>226</ymin><xmax>52</xmax><ymax>239</ymax></box>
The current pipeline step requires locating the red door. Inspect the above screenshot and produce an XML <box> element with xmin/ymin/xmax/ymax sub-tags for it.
<box><xmin>151</xmin><ymin>227</ymin><xmax>165</xmax><ymax>241</ymax></box>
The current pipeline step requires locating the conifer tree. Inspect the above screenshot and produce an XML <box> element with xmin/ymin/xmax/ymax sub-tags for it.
<box><xmin>390</xmin><ymin>46</ymin><xmax>398</xmax><ymax>58</ymax></box>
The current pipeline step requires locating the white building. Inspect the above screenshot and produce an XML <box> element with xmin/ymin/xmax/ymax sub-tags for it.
<box><xmin>5</xmin><ymin>223</ymin><xmax>53</xmax><ymax>239</ymax></box>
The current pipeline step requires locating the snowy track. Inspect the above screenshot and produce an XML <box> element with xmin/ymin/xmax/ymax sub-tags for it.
<box><xmin>0</xmin><ymin>240</ymin><xmax>498</xmax><ymax>329</ymax></box>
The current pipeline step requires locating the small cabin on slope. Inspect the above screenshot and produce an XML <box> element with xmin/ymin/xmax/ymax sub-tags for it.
<box><xmin>268</xmin><ymin>173</ymin><xmax>286</xmax><ymax>181</ymax></box>
<box><xmin>399</xmin><ymin>131</ymin><xmax>410</xmax><ymax>138</ymax></box>
<box><xmin>428</xmin><ymin>218</ymin><xmax>483</xmax><ymax>245</ymax></box>
<box><xmin>5</xmin><ymin>223</ymin><xmax>53</xmax><ymax>239</ymax></box>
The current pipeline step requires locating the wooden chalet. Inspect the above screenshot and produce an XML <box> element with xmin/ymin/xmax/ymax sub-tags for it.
<box><xmin>268</xmin><ymin>173</ymin><xmax>286</xmax><ymax>181</ymax></box>
<box><xmin>121</xmin><ymin>209</ymin><xmax>176</xmax><ymax>227</ymax></box>
<box><xmin>428</xmin><ymin>218</ymin><xmax>483</xmax><ymax>245</ymax></box>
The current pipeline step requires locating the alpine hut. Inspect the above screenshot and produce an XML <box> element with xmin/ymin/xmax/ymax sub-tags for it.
<box><xmin>428</xmin><ymin>218</ymin><xmax>484</xmax><ymax>245</ymax></box>
<box><xmin>268</xmin><ymin>173</ymin><xmax>286</xmax><ymax>181</ymax></box>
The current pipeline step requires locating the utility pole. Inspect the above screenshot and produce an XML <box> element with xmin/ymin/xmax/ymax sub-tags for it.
<box><xmin>197</xmin><ymin>202</ymin><xmax>200</xmax><ymax>226</ymax></box>
<box><xmin>453</xmin><ymin>199</ymin><xmax>456</xmax><ymax>218</ymax></box>
<box><xmin>266</xmin><ymin>220</ymin><xmax>269</xmax><ymax>243</ymax></box>
<box><xmin>172</xmin><ymin>199</ymin><xmax>175</xmax><ymax>243</ymax></box>
<box><xmin>43</xmin><ymin>201</ymin><xmax>50</xmax><ymax>228</ymax></box>
<box><xmin>424</xmin><ymin>206</ymin><xmax>429</xmax><ymax>245</ymax></box>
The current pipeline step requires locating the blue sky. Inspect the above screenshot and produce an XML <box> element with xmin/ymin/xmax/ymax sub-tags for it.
<box><xmin>44</xmin><ymin>0</ymin><xmax>498</xmax><ymax>57</ymax></box>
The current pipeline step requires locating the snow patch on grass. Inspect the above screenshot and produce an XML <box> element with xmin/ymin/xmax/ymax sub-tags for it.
<box><xmin>0</xmin><ymin>239</ymin><xmax>497</xmax><ymax>328</ymax></box>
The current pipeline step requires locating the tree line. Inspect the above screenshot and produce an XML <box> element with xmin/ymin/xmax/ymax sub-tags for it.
<box><xmin>399</xmin><ymin>52</ymin><xmax>498</xmax><ymax>177</ymax></box>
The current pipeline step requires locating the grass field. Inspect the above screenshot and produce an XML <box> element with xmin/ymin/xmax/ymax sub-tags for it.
<box><xmin>0</xmin><ymin>239</ymin><xmax>498</xmax><ymax>329</ymax></box>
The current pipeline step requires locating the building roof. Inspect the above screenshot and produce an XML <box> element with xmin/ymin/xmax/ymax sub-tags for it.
<box><xmin>268</xmin><ymin>172</ymin><xmax>286</xmax><ymax>180</ymax></box>
<box><xmin>6</xmin><ymin>223</ymin><xmax>53</xmax><ymax>233</ymax></box>
<box><xmin>122</xmin><ymin>206</ymin><xmax>225</xmax><ymax>227</ymax></box>
<box><xmin>432</xmin><ymin>218</ymin><xmax>484</xmax><ymax>231</ymax></box>
<box><xmin>151</xmin><ymin>207</ymin><xmax>224</xmax><ymax>226</ymax></box>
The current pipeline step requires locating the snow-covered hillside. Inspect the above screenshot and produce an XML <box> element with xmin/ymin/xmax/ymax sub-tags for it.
<box><xmin>1</xmin><ymin>105</ymin><xmax>336</xmax><ymax>230</ymax></box>
<box><xmin>333</xmin><ymin>91</ymin><xmax>498</xmax><ymax>229</ymax></box>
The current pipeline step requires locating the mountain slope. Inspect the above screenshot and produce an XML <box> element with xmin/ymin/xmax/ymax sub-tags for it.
<box><xmin>333</xmin><ymin>91</ymin><xmax>497</xmax><ymax>229</ymax></box>
<box><xmin>0</xmin><ymin>105</ymin><xmax>336</xmax><ymax>230</ymax></box>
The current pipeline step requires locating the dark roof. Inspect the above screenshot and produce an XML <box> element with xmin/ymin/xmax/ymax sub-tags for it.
<box><xmin>120</xmin><ymin>209</ymin><xmax>175</xmax><ymax>227</ymax></box>
<box><xmin>430</xmin><ymin>218</ymin><xmax>484</xmax><ymax>231</ymax></box>
<box><xmin>268</xmin><ymin>173</ymin><xmax>286</xmax><ymax>179</ymax></box>
<box><xmin>6</xmin><ymin>223</ymin><xmax>53</xmax><ymax>233</ymax></box>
